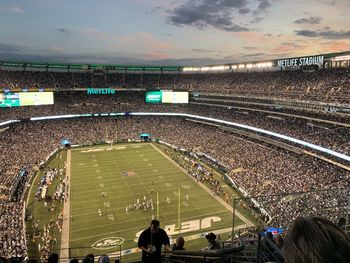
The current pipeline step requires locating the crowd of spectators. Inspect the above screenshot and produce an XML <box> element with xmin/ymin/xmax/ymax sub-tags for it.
<box><xmin>0</xmin><ymin>116</ymin><xmax>349</xmax><ymax>259</ymax></box>
<box><xmin>0</xmin><ymin>202</ymin><xmax>27</xmax><ymax>258</ymax></box>
<box><xmin>0</xmin><ymin>67</ymin><xmax>349</xmax><ymax>102</ymax></box>
<box><xmin>1</xmin><ymin>91</ymin><xmax>349</xmax><ymax>155</ymax></box>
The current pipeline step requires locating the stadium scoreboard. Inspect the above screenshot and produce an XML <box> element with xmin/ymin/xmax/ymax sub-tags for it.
<box><xmin>0</xmin><ymin>92</ymin><xmax>54</xmax><ymax>107</ymax></box>
<box><xmin>145</xmin><ymin>91</ymin><xmax>189</xmax><ymax>104</ymax></box>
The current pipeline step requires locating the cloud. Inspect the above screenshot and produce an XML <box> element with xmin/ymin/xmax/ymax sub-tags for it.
<box><xmin>192</xmin><ymin>48</ymin><xmax>217</xmax><ymax>53</ymax></box>
<box><xmin>271</xmin><ymin>42</ymin><xmax>306</xmax><ymax>53</ymax></box>
<box><xmin>49</xmin><ymin>46</ymin><xmax>63</xmax><ymax>52</ymax></box>
<box><xmin>243</xmin><ymin>46</ymin><xmax>257</xmax><ymax>50</ymax></box>
<box><xmin>320</xmin><ymin>41</ymin><xmax>350</xmax><ymax>52</ymax></box>
<box><xmin>317</xmin><ymin>0</ymin><xmax>336</xmax><ymax>5</ymax></box>
<box><xmin>0</xmin><ymin>4</ymin><xmax>24</xmax><ymax>13</ymax></box>
<box><xmin>294</xmin><ymin>17</ymin><xmax>321</xmax><ymax>24</ymax></box>
<box><xmin>253</xmin><ymin>0</ymin><xmax>272</xmax><ymax>15</ymax></box>
<box><xmin>256</xmin><ymin>0</ymin><xmax>271</xmax><ymax>12</ymax></box>
<box><xmin>251</xmin><ymin>17</ymin><xmax>264</xmax><ymax>24</ymax></box>
<box><xmin>117</xmin><ymin>32</ymin><xmax>174</xmax><ymax>51</ymax></box>
<box><xmin>239</xmin><ymin>7</ymin><xmax>251</xmax><ymax>14</ymax></box>
<box><xmin>57</xmin><ymin>28</ymin><xmax>70</xmax><ymax>34</ymax></box>
<box><xmin>242</xmin><ymin>52</ymin><xmax>265</xmax><ymax>57</ymax></box>
<box><xmin>168</xmin><ymin>0</ymin><xmax>250</xmax><ymax>32</ymax></box>
<box><xmin>0</xmin><ymin>42</ymin><xmax>25</xmax><ymax>53</ymax></box>
<box><xmin>295</xmin><ymin>29</ymin><xmax>350</xmax><ymax>39</ymax></box>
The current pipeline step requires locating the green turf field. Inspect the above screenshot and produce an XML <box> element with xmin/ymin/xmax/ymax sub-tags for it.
<box><xmin>68</xmin><ymin>143</ymin><xmax>243</xmax><ymax>262</ymax></box>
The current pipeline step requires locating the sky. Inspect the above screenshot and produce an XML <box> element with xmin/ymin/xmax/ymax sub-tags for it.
<box><xmin>0</xmin><ymin>0</ymin><xmax>349</xmax><ymax>65</ymax></box>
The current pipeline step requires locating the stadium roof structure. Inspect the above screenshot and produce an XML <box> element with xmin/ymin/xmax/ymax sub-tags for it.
<box><xmin>0</xmin><ymin>60</ymin><xmax>182</xmax><ymax>72</ymax></box>
<box><xmin>0</xmin><ymin>50</ymin><xmax>349</xmax><ymax>73</ymax></box>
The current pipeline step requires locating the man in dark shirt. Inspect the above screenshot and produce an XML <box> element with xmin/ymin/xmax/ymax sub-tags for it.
<box><xmin>138</xmin><ymin>219</ymin><xmax>171</xmax><ymax>263</ymax></box>
<box><xmin>203</xmin><ymin>233</ymin><xmax>221</xmax><ymax>250</ymax></box>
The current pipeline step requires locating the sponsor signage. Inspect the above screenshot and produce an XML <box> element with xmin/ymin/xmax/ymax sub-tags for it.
<box><xmin>277</xmin><ymin>55</ymin><xmax>324</xmax><ymax>67</ymax></box>
<box><xmin>145</xmin><ymin>91</ymin><xmax>162</xmax><ymax>103</ymax></box>
<box><xmin>91</xmin><ymin>237</ymin><xmax>124</xmax><ymax>250</ymax></box>
<box><xmin>87</xmin><ymin>88</ymin><xmax>116</xmax><ymax>95</ymax></box>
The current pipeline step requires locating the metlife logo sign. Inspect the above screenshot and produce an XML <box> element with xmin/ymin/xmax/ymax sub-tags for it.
<box><xmin>87</xmin><ymin>88</ymin><xmax>116</xmax><ymax>95</ymax></box>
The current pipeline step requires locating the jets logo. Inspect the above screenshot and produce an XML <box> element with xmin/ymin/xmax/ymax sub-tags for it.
<box><xmin>92</xmin><ymin>237</ymin><xmax>124</xmax><ymax>250</ymax></box>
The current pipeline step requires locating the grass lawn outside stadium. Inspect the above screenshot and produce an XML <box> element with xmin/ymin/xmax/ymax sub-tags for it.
<box><xmin>27</xmin><ymin>142</ymin><xmax>252</xmax><ymax>263</ymax></box>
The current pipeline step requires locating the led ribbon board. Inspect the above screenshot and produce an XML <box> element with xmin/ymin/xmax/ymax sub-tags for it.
<box><xmin>0</xmin><ymin>92</ymin><xmax>54</xmax><ymax>107</ymax></box>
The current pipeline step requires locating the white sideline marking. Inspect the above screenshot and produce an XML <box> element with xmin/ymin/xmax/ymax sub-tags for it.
<box><xmin>60</xmin><ymin>150</ymin><xmax>71</xmax><ymax>263</ymax></box>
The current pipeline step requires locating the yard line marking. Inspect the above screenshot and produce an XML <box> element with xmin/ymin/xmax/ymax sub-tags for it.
<box><xmin>70</xmin><ymin>211</ymin><xmax>237</xmax><ymax>241</ymax></box>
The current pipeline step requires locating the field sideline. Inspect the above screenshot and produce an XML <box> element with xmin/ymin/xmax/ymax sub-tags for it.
<box><xmin>60</xmin><ymin>143</ymin><xmax>245</xmax><ymax>262</ymax></box>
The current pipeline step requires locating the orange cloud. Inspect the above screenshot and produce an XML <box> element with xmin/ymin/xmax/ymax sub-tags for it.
<box><xmin>116</xmin><ymin>32</ymin><xmax>174</xmax><ymax>51</ymax></box>
<box><xmin>271</xmin><ymin>43</ymin><xmax>306</xmax><ymax>54</ymax></box>
<box><xmin>233</xmin><ymin>31</ymin><xmax>271</xmax><ymax>43</ymax></box>
<box><xmin>326</xmin><ymin>42</ymin><xmax>350</xmax><ymax>52</ymax></box>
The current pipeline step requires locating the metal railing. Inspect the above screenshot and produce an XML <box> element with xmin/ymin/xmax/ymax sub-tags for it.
<box><xmin>163</xmin><ymin>238</ymin><xmax>245</xmax><ymax>263</ymax></box>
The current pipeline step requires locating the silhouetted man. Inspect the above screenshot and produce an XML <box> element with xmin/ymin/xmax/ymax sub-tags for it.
<box><xmin>138</xmin><ymin>219</ymin><xmax>171</xmax><ymax>263</ymax></box>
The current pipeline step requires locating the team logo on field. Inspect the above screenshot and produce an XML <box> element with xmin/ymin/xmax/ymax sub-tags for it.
<box><xmin>135</xmin><ymin>216</ymin><xmax>222</xmax><ymax>240</ymax></box>
<box><xmin>92</xmin><ymin>237</ymin><xmax>124</xmax><ymax>250</ymax></box>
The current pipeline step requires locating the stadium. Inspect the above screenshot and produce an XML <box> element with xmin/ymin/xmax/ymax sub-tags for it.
<box><xmin>1</xmin><ymin>0</ymin><xmax>350</xmax><ymax>262</ymax></box>
<box><xmin>1</xmin><ymin>50</ymin><xmax>350</xmax><ymax>263</ymax></box>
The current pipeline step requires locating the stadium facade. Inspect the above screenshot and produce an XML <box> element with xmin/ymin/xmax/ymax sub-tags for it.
<box><xmin>0</xmin><ymin>51</ymin><xmax>349</xmax><ymax>76</ymax></box>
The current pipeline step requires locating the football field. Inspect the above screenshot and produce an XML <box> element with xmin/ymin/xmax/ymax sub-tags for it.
<box><xmin>67</xmin><ymin>143</ymin><xmax>243</xmax><ymax>262</ymax></box>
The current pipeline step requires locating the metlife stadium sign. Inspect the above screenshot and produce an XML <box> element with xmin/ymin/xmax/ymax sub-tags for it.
<box><xmin>277</xmin><ymin>55</ymin><xmax>324</xmax><ymax>68</ymax></box>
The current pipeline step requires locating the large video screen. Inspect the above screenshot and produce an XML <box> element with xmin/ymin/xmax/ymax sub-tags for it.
<box><xmin>161</xmin><ymin>91</ymin><xmax>189</xmax><ymax>103</ymax></box>
<box><xmin>145</xmin><ymin>91</ymin><xmax>188</xmax><ymax>104</ymax></box>
<box><xmin>0</xmin><ymin>92</ymin><xmax>54</xmax><ymax>107</ymax></box>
